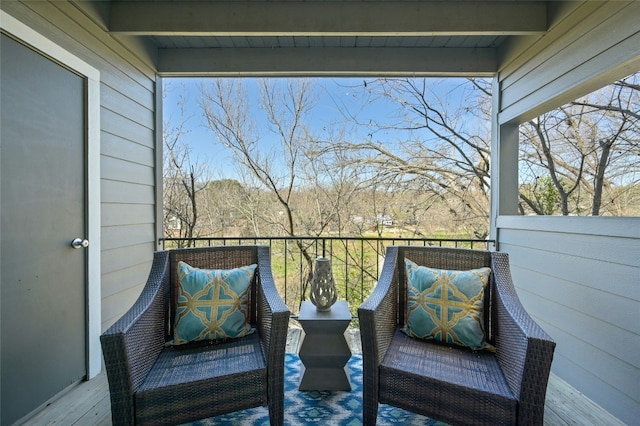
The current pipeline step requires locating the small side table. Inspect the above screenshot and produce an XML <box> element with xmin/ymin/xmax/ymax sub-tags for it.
<box><xmin>298</xmin><ymin>300</ymin><xmax>352</xmax><ymax>391</ymax></box>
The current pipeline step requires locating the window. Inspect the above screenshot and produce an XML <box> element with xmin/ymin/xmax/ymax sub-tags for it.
<box><xmin>518</xmin><ymin>72</ymin><xmax>640</xmax><ymax>216</ymax></box>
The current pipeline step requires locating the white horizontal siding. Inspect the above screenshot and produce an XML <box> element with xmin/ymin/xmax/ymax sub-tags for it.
<box><xmin>102</xmin><ymin>224</ymin><xmax>157</xmax><ymax>251</ymax></box>
<box><xmin>101</xmin><ymin>132</ymin><xmax>155</xmax><ymax>166</ymax></box>
<box><xmin>493</xmin><ymin>3</ymin><xmax>640</xmax><ymax>422</ymax></box>
<box><xmin>510</xmin><ymin>245</ymin><xmax>638</xmax><ymax>302</ymax></box>
<box><xmin>545</xmin><ymin>327</ymin><xmax>638</xmax><ymax>424</ymax></box>
<box><xmin>497</xmin><ymin>216</ymin><xmax>640</xmax><ymax>424</ymax></box>
<box><xmin>499</xmin><ymin>227</ymin><xmax>639</xmax><ymax>270</ymax></box>
<box><xmin>101</xmin><ymin>243</ymin><xmax>156</xmax><ymax>276</ymax></box>
<box><xmin>505</xmin><ymin>259</ymin><xmax>638</xmax><ymax>366</ymax></box>
<box><xmin>102</xmin><ymin>204</ymin><xmax>156</xmax><ymax>227</ymax></box>
<box><xmin>100</xmin><ymin>244</ymin><xmax>155</xmax><ymax>326</ymax></box>
<box><xmin>101</xmin><ymin>156</ymin><xmax>155</xmax><ymax>186</ymax></box>
<box><xmin>101</xmin><ymin>108</ymin><xmax>154</xmax><ymax>148</ymax></box>
<box><xmin>0</xmin><ymin>1</ymin><xmax>159</xmax><ymax>333</ymax></box>
<box><xmin>101</xmin><ymin>85</ymin><xmax>155</xmax><ymax>131</ymax></box>
<box><xmin>499</xmin><ymin>1</ymin><xmax>640</xmax><ymax>123</ymax></box>
<box><xmin>101</xmin><ymin>180</ymin><xmax>156</xmax><ymax>205</ymax></box>
<box><xmin>517</xmin><ymin>286</ymin><xmax>637</xmax><ymax>414</ymax></box>
<box><xmin>101</xmin><ymin>260</ymin><xmax>153</xmax><ymax>326</ymax></box>
<box><xmin>101</xmin><ymin>283</ymin><xmax>147</xmax><ymax>328</ymax></box>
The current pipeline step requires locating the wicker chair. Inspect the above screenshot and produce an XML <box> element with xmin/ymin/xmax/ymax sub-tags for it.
<box><xmin>100</xmin><ymin>245</ymin><xmax>290</xmax><ymax>425</ymax></box>
<box><xmin>359</xmin><ymin>246</ymin><xmax>556</xmax><ymax>425</ymax></box>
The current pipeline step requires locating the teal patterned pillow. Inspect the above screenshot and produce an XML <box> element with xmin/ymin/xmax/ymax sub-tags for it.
<box><xmin>171</xmin><ymin>261</ymin><xmax>257</xmax><ymax>345</ymax></box>
<box><xmin>402</xmin><ymin>258</ymin><xmax>494</xmax><ymax>351</ymax></box>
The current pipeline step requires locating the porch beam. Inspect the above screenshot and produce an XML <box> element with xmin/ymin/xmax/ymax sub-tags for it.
<box><xmin>157</xmin><ymin>47</ymin><xmax>497</xmax><ymax>76</ymax></box>
<box><xmin>109</xmin><ymin>1</ymin><xmax>547</xmax><ymax>36</ymax></box>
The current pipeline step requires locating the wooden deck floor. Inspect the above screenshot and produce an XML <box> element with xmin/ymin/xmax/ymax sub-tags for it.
<box><xmin>23</xmin><ymin>325</ymin><xmax>623</xmax><ymax>426</ymax></box>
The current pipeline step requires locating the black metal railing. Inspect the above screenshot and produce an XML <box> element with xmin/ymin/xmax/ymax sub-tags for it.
<box><xmin>159</xmin><ymin>236</ymin><xmax>493</xmax><ymax>318</ymax></box>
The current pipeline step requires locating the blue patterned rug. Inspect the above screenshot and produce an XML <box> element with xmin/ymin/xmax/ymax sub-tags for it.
<box><xmin>191</xmin><ymin>353</ymin><xmax>446</xmax><ymax>425</ymax></box>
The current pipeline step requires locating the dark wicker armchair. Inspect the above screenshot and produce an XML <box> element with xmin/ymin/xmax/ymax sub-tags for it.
<box><xmin>359</xmin><ymin>246</ymin><xmax>556</xmax><ymax>425</ymax></box>
<box><xmin>100</xmin><ymin>245</ymin><xmax>290</xmax><ymax>425</ymax></box>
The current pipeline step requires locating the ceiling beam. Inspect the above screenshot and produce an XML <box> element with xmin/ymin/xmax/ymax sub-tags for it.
<box><xmin>157</xmin><ymin>47</ymin><xmax>497</xmax><ymax>76</ymax></box>
<box><xmin>110</xmin><ymin>1</ymin><xmax>547</xmax><ymax>36</ymax></box>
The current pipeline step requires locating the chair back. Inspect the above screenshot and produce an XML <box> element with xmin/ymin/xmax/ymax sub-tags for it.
<box><xmin>395</xmin><ymin>246</ymin><xmax>495</xmax><ymax>342</ymax></box>
<box><xmin>167</xmin><ymin>245</ymin><xmax>262</xmax><ymax>340</ymax></box>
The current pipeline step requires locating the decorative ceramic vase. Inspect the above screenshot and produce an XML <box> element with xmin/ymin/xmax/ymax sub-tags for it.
<box><xmin>309</xmin><ymin>257</ymin><xmax>338</xmax><ymax>311</ymax></box>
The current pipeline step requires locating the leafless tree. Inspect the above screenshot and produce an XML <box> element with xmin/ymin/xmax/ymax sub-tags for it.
<box><xmin>163</xmin><ymin>90</ymin><xmax>210</xmax><ymax>247</ymax></box>
<box><xmin>200</xmin><ymin>78</ymin><xmax>330</xmax><ymax>303</ymax></box>
<box><xmin>324</xmin><ymin>77</ymin><xmax>492</xmax><ymax>238</ymax></box>
<box><xmin>519</xmin><ymin>72</ymin><xmax>640</xmax><ymax>216</ymax></box>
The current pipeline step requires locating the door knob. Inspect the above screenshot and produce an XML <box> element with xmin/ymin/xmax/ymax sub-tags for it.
<box><xmin>71</xmin><ymin>238</ymin><xmax>89</xmax><ymax>249</ymax></box>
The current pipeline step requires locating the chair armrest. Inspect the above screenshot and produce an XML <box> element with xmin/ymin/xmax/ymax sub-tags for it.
<box><xmin>491</xmin><ymin>252</ymin><xmax>556</xmax><ymax>425</ymax></box>
<box><xmin>100</xmin><ymin>251</ymin><xmax>170</xmax><ymax>426</ymax></box>
<box><xmin>255</xmin><ymin>246</ymin><xmax>290</xmax><ymax>356</ymax></box>
<box><xmin>255</xmin><ymin>246</ymin><xmax>290</xmax><ymax>412</ymax></box>
<box><xmin>358</xmin><ymin>246</ymin><xmax>400</xmax><ymax>377</ymax></box>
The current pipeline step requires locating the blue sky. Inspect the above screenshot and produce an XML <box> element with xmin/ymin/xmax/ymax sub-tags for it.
<box><xmin>163</xmin><ymin>77</ymin><xmax>388</xmax><ymax>178</ymax></box>
<box><xmin>162</xmin><ymin>77</ymin><xmax>480</xmax><ymax>179</ymax></box>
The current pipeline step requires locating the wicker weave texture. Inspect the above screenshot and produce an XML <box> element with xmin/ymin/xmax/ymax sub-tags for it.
<box><xmin>359</xmin><ymin>246</ymin><xmax>555</xmax><ymax>426</ymax></box>
<box><xmin>101</xmin><ymin>245</ymin><xmax>290</xmax><ymax>426</ymax></box>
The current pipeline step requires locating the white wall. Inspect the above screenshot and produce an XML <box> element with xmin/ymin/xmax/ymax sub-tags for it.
<box><xmin>497</xmin><ymin>217</ymin><xmax>639</xmax><ymax>424</ymax></box>
<box><xmin>493</xmin><ymin>2</ymin><xmax>640</xmax><ymax>423</ymax></box>
<box><xmin>0</xmin><ymin>1</ymin><xmax>159</xmax><ymax>331</ymax></box>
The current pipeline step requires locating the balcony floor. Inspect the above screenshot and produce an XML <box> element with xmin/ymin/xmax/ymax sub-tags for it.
<box><xmin>24</xmin><ymin>324</ymin><xmax>623</xmax><ymax>426</ymax></box>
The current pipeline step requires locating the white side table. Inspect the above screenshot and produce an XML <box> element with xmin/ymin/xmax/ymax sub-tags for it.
<box><xmin>298</xmin><ymin>300</ymin><xmax>352</xmax><ymax>391</ymax></box>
